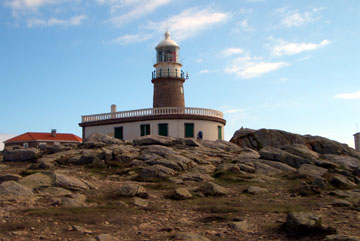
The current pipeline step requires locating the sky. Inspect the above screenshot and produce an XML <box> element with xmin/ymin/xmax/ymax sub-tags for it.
<box><xmin>1</xmin><ymin>0</ymin><xmax>359</xmax><ymax>150</ymax></box>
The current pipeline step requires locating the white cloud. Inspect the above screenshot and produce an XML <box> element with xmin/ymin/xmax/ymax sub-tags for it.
<box><xmin>5</xmin><ymin>0</ymin><xmax>61</xmax><ymax>10</ymax></box>
<box><xmin>222</xmin><ymin>48</ymin><xmax>244</xmax><ymax>57</ymax></box>
<box><xmin>277</xmin><ymin>8</ymin><xmax>322</xmax><ymax>27</ymax></box>
<box><xmin>27</xmin><ymin>14</ymin><xmax>86</xmax><ymax>27</ymax></box>
<box><xmin>272</xmin><ymin>39</ymin><xmax>330</xmax><ymax>56</ymax></box>
<box><xmin>112</xmin><ymin>33</ymin><xmax>152</xmax><ymax>44</ymax></box>
<box><xmin>335</xmin><ymin>90</ymin><xmax>360</xmax><ymax>100</ymax></box>
<box><xmin>147</xmin><ymin>7</ymin><xmax>230</xmax><ymax>41</ymax></box>
<box><xmin>107</xmin><ymin>0</ymin><xmax>172</xmax><ymax>26</ymax></box>
<box><xmin>199</xmin><ymin>69</ymin><xmax>209</xmax><ymax>74</ymax></box>
<box><xmin>225</xmin><ymin>55</ymin><xmax>289</xmax><ymax>79</ymax></box>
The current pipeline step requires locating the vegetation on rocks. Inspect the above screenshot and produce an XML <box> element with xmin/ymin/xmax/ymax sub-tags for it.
<box><xmin>0</xmin><ymin>129</ymin><xmax>360</xmax><ymax>240</ymax></box>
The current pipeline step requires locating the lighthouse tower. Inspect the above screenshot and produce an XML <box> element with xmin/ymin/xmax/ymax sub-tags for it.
<box><xmin>80</xmin><ymin>31</ymin><xmax>226</xmax><ymax>141</ymax></box>
<box><xmin>152</xmin><ymin>31</ymin><xmax>185</xmax><ymax>108</ymax></box>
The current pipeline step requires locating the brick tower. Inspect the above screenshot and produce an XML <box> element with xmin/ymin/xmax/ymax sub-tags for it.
<box><xmin>152</xmin><ymin>31</ymin><xmax>186</xmax><ymax>108</ymax></box>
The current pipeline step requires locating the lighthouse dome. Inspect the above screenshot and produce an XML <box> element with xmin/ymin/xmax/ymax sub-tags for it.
<box><xmin>156</xmin><ymin>31</ymin><xmax>179</xmax><ymax>49</ymax></box>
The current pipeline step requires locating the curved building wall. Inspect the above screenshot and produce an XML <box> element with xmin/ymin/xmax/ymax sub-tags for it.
<box><xmin>84</xmin><ymin>119</ymin><xmax>224</xmax><ymax>141</ymax></box>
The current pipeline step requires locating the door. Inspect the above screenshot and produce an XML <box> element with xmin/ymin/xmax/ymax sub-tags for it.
<box><xmin>184</xmin><ymin>123</ymin><xmax>194</xmax><ymax>138</ymax></box>
<box><xmin>114</xmin><ymin>127</ymin><xmax>123</xmax><ymax>140</ymax></box>
<box><xmin>218</xmin><ymin>126</ymin><xmax>222</xmax><ymax>140</ymax></box>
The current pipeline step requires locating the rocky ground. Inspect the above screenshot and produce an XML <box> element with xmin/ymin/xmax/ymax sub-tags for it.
<box><xmin>0</xmin><ymin>128</ymin><xmax>360</xmax><ymax>241</ymax></box>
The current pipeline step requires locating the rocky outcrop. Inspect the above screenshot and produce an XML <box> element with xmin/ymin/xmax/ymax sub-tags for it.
<box><xmin>231</xmin><ymin>128</ymin><xmax>358</xmax><ymax>158</ymax></box>
<box><xmin>3</xmin><ymin>148</ymin><xmax>39</xmax><ymax>162</ymax></box>
<box><xmin>283</xmin><ymin>212</ymin><xmax>336</xmax><ymax>237</ymax></box>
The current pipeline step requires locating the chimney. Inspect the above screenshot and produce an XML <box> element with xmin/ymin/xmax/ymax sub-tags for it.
<box><xmin>111</xmin><ymin>104</ymin><xmax>117</xmax><ymax>113</ymax></box>
<box><xmin>51</xmin><ymin>129</ymin><xmax>57</xmax><ymax>137</ymax></box>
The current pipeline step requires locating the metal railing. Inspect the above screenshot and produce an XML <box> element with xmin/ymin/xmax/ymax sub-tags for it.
<box><xmin>81</xmin><ymin>107</ymin><xmax>224</xmax><ymax>123</ymax></box>
<box><xmin>152</xmin><ymin>69</ymin><xmax>188</xmax><ymax>79</ymax></box>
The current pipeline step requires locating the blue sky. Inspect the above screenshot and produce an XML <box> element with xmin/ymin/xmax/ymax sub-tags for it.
<box><xmin>1</xmin><ymin>0</ymin><xmax>359</xmax><ymax>150</ymax></box>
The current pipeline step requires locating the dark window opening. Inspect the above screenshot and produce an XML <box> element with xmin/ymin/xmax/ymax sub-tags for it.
<box><xmin>141</xmin><ymin>124</ymin><xmax>151</xmax><ymax>136</ymax></box>
<box><xmin>114</xmin><ymin>127</ymin><xmax>123</xmax><ymax>140</ymax></box>
<box><xmin>158</xmin><ymin>123</ymin><xmax>168</xmax><ymax>136</ymax></box>
<box><xmin>184</xmin><ymin>123</ymin><xmax>194</xmax><ymax>138</ymax></box>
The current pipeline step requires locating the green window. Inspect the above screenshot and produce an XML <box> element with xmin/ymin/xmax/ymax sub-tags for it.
<box><xmin>218</xmin><ymin>126</ymin><xmax>222</xmax><ymax>140</ymax></box>
<box><xmin>114</xmin><ymin>127</ymin><xmax>123</xmax><ymax>140</ymax></box>
<box><xmin>140</xmin><ymin>124</ymin><xmax>150</xmax><ymax>136</ymax></box>
<box><xmin>184</xmin><ymin>123</ymin><xmax>194</xmax><ymax>138</ymax></box>
<box><xmin>158</xmin><ymin>123</ymin><xmax>168</xmax><ymax>136</ymax></box>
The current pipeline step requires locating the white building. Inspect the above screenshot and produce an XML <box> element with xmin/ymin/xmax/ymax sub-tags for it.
<box><xmin>354</xmin><ymin>132</ymin><xmax>360</xmax><ymax>151</ymax></box>
<box><xmin>79</xmin><ymin>32</ymin><xmax>226</xmax><ymax>141</ymax></box>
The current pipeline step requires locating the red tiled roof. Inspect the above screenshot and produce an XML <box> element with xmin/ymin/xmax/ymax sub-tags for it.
<box><xmin>4</xmin><ymin>132</ymin><xmax>82</xmax><ymax>143</ymax></box>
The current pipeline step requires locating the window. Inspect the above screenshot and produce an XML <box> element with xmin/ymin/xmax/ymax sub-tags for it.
<box><xmin>114</xmin><ymin>127</ymin><xmax>123</xmax><ymax>140</ymax></box>
<box><xmin>184</xmin><ymin>123</ymin><xmax>194</xmax><ymax>138</ymax></box>
<box><xmin>180</xmin><ymin>86</ymin><xmax>184</xmax><ymax>94</ymax></box>
<box><xmin>158</xmin><ymin>123</ymin><xmax>168</xmax><ymax>136</ymax></box>
<box><xmin>140</xmin><ymin>124</ymin><xmax>150</xmax><ymax>136</ymax></box>
<box><xmin>23</xmin><ymin>143</ymin><xmax>29</xmax><ymax>148</ymax></box>
<box><xmin>218</xmin><ymin>126</ymin><xmax>222</xmax><ymax>140</ymax></box>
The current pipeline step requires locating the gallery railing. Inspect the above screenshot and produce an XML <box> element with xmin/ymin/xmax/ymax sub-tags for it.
<box><xmin>81</xmin><ymin>107</ymin><xmax>224</xmax><ymax>123</ymax></box>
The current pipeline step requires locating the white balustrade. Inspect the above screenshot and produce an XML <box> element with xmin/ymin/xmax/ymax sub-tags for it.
<box><xmin>81</xmin><ymin>107</ymin><xmax>224</xmax><ymax>123</ymax></box>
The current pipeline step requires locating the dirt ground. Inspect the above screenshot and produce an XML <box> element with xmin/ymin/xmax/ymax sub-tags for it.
<box><xmin>1</xmin><ymin>161</ymin><xmax>360</xmax><ymax>241</ymax></box>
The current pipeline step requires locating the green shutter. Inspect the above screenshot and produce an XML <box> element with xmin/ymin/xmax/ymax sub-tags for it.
<box><xmin>114</xmin><ymin>127</ymin><xmax>123</xmax><ymax>140</ymax></box>
<box><xmin>185</xmin><ymin>123</ymin><xmax>194</xmax><ymax>138</ymax></box>
<box><xmin>140</xmin><ymin>124</ymin><xmax>150</xmax><ymax>136</ymax></box>
<box><xmin>218</xmin><ymin>126</ymin><xmax>222</xmax><ymax>140</ymax></box>
<box><xmin>158</xmin><ymin>123</ymin><xmax>168</xmax><ymax>136</ymax></box>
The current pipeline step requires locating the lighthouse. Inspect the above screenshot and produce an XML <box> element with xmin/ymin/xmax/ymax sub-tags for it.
<box><xmin>80</xmin><ymin>32</ymin><xmax>226</xmax><ymax>141</ymax></box>
<box><xmin>152</xmin><ymin>31</ymin><xmax>185</xmax><ymax>108</ymax></box>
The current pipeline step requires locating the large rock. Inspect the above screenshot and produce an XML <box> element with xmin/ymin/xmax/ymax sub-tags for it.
<box><xmin>0</xmin><ymin>181</ymin><xmax>34</xmax><ymax>197</ymax></box>
<box><xmin>84</xmin><ymin>133</ymin><xmax>123</xmax><ymax>145</ymax></box>
<box><xmin>140</xmin><ymin>145</ymin><xmax>177</xmax><ymax>158</ymax></box>
<box><xmin>53</xmin><ymin>173</ymin><xmax>91</xmax><ymax>191</ymax></box>
<box><xmin>298</xmin><ymin>164</ymin><xmax>327</xmax><ymax>178</ymax></box>
<box><xmin>3</xmin><ymin>148</ymin><xmax>39</xmax><ymax>162</ymax></box>
<box><xmin>171</xmin><ymin>232</ymin><xmax>211</xmax><ymax>241</ymax></box>
<box><xmin>231</xmin><ymin>128</ymin><xmax>359</xmax><ymax>158</ymax></box>
<box><xmin>283</xmin><ymin>212</ymin><xmax>336</xmax><ymax>237</ymax></box>
<box><xmin>243</xmin><ymin>186</ymin><xmax>269</xmax><ymax>195</ymax></box>
<box><xmin>18</xmin><ymin>172</ymin><xmax>53</xmax><ymax>190</ymax></box>
<box><xmin>321</xmin><ymin>155</ymin><xmax>360</xmax><ymax>170</ymax></box>
<box><xmin>195</xmin><ymin>182</ymin><xmax>229</xmax><ymax>196</ymax></box>
<box><xmin>133</xmin><ymin>135</ymin><xmax>178</xmax><ymax>146</ymax></box>
<box><xmin>330</xmin><ymin>175</ymin><xmax>358</xmax><ymax>189</ymax></box>
<box><xmin>136</xmin><ymin>165</ymin><xmax>176</xmax><ymax>181</ymax></box>
<box><xmin>0</xmin><ymin>174</ymin><xmax>22</xmax><ymax>183</ymax></box>
<box><xmin>179</xmin><ymin>172</ymin><xmax>214</xmax><ymax>182</ymax></box>
<box><xmin>169</xmin><ymin>187</ymin><xmax>193</xmax><ymax>200</ymax></box>
<box><xmin>114</xmin><ymin>183</ymin><xmax>148</xmax><ymax>198</ymax></box>
<box><xmin>145</xmin><ymin>158</ymin><xmax>183</xmax><ymax>171</ymax></box>
<box><xmin>259</xmin><ymin>146</ymin><xmax>312</xmax><ymax>168</ymax></box>
<box><xmin>281</xmin><ymin>144</ymin><xmax>320</xmax><ymax>161</ymax></box>
<box><xmin>230</xmin><ymin>128</ymin><xmax>306</xmax><ymax>150</ymax></box>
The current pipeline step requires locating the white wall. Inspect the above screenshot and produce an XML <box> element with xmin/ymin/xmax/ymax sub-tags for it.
<box><xmin>84</xmin><ymin>119</ymin><xmax>224</xmax><ymax>141</ymax></box>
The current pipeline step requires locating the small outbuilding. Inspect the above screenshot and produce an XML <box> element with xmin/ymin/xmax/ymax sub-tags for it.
<box><xmin>3</xmin><ymin>130</ymin><xmax>82</xmax><ymax>149</ymax></box>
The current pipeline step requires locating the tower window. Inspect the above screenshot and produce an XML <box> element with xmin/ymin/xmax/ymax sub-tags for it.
<box><xmin>180</xmin><ymin>86</ymin><xmax>184</xmax><ymax>94</ymax></box>
<box><xmin>184</xmin><ymin>123</ymin><xmax>194</xmax><ymax>138</ymax></box>
<box><xmin>140</xmin><ymin>124</ymin><xmax>150</xmax><ymax>136</ymax></box>
<box><xmin>158</xmin><ymin>123</ymin><xmax>168</xmax><ymax>136</ymax></box>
